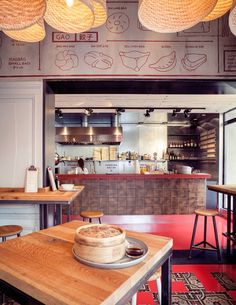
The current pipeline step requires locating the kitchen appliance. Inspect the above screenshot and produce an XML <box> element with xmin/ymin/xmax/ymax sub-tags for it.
<box><xmin>56</xmin><ymin>127</ymin><xmax>123</xmax><ymax>145</ymax></box>
<box><xmin>176</xmin><ymin>165</ymin><xmax>192</xmax><ymax>174</ymax></box>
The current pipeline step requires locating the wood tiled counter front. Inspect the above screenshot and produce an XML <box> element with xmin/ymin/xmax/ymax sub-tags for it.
<box><xmin>57</xmin><ymin>174</ymin><xmax>210</xmax><ymax>215</ymax></box>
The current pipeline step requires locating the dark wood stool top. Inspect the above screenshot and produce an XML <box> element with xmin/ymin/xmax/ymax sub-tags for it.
<box><xmin>195</xmin><ymin>208</ymin><xmax>219</xmax><ymax>217</ymax></box>
<box><xmin>80</xmin><ymin>211</ymin><xmax>104</xmax><ymax>219</ymax></box>
<box><xmin>0</xmin><ymin>225</ymin><xmax>23</xmax><ymax>238</ymax></box>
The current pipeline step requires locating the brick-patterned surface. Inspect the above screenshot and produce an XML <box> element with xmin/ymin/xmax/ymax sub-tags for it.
<box><xmin>60</xmin><ymin>178</ymin><xmax>206</xmax><ymax>215</ymax></box>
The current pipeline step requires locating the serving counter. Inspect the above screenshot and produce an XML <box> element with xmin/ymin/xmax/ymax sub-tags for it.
<box><xmin>57</xmin><ymin>173</ymin><xmax>210</xmax><ymax>215</ymax></box>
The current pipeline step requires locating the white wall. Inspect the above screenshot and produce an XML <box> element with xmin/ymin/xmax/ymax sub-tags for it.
<box><xmin>0</xmin><ymin>81</ymin><xmax>43</xmax><ymax>233</ymax></box>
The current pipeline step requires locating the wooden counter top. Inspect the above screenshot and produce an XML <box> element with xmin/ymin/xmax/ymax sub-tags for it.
<box><xmin>0</xmin><ymin>186</ymin><xmax>84</xmax><ymax>204</ymax></box>
<box><xmin>0</xmin><ymin>220</ymin><xmax>173</xmax><ymax>305</ymax></box>
<box><xmin>57</xmin><ymin>173</ymin><xmax>211</xmax><ymax>180</ymax></box>
<box><xmin>208</xmin><ymin>184</ymin><xmax>236</xmax><ymax>196</ymax></box>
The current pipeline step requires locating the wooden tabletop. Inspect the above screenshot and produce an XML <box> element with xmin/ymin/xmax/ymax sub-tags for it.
<box><xmin>0</xmin><ymin>186</ymin><xmax>84</xmax><ymax>204</ymax></box>
<box><xmin>0</xmin><ymin>221</ymin><xmax>173</xmax><ymax>305</ymax></box>
<box><xmin>208</xmin><ymin>184</ymin><xmax>236</xmax><ymax>196</ymax></box>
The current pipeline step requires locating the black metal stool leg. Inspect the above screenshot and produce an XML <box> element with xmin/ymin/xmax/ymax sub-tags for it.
<box><xmin>89</xmin><ymin>218</ymin><xmax>92</xmax><ymax>223</ymax></box>
<box><xmin>189</xmin><ymin>214</ymin><xmax>199</xmax><ymax>259</ymax></box>
<box><xmin>203</xmin><ymin>216</ymin><xmax>207</xmax><ymax>248</ymax></box>
<box><xmin>99</xmin><ymin>217</ymin><xmax>101</xmax><ymax>224</ymax></box>
<box><xmin>212</xmin><ymin>216</ymin><xmax>222</xmax><ymax>261</ymax></box>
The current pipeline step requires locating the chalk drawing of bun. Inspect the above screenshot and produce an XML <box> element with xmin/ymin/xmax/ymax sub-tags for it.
<box><xmin>149</xmin><ymin>51</ymin><xmax>177</xmax><ymax>72</ymax></box>
<box><xmin>119</xmin><ymin>50</ymin><xmax>150</xmax><ymax>72</ymax></box>
<box><xmin>84</xmin><ymin>51</ymin><xmax>113</xmax><ymax>69</ymax></box>
<box><xmin>181</xmin><ymin>53</ymin><xmax>207</xmax><ymax>71</ymax></box>
<box><xmin>106</xmin><ymin>13</ymin><xmax>129</xmax><ymax>33</ymax></box>
<box><xmin>55</xmin><ymin>50</ymin><xmax>79</xmax><ymax>71</ymax></box>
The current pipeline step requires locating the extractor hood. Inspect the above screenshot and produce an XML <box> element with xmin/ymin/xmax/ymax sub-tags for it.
<box><xmin>56</xmin><ymin>127</ymin><xmax>123</xmax><ymax>145</ymax></box>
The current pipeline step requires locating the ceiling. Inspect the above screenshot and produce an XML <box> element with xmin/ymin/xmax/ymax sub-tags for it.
<box><xmin>55</xmin><ymin>93</ymin><xmax>236</xmax><ymax>114</ymax></box>
<box><xmin>47</xmin><ymin>79</ymin><xmax>236</xmax><ymax>114</ymax></box>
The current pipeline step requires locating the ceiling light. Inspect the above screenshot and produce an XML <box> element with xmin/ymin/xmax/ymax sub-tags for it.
<box><xmin>55</xmin><ymin>109</ymin><xmax>63</xmax><ymax>119</ymax></box>
<box><xmin>3</xmin><ymin>18</ymin><xmax>45</xmax><ymax>43</ymax></box>
<box><xmin>84</xmin><ymin>108</ymin><xmax>93</xmax><ymax>116</ymax></box>
<box><xmin>116</xmin><ymin>108</ymin><xmax>125</xmax><ymax>115</ymax></box>
<box><xmin>138</xmin><ymin>0</ymin><xmax>218</xmax><ymax>33</ymax></box>
<box><xmin>172</xmin><ymin>108</ymin><xmax>181</xmax><ymax>117</ymax></box>
<box><xmin>184</xmin><ymin>109</ymin><xmax>191</xmax><ymax>118</ymax></box>
<box><xmin>44</xmin><ymin>0</ymin><xmax>95</xmax><ymax>33</ymax></box>
<box><xmin>202</xmin><ymin>0</ymin><xmax>233</xmax><ymax>21</ymax></box>
<box><xmin>0</xmin><ymin>0</ymin><xmax>46</xmax><ymax>31</ymax></box>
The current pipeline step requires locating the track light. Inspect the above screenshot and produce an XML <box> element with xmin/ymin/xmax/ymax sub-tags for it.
<box><xmin>144</xmin><ymin>108</ymin><xmax>154</xmax><ymax>117</ymax></box>
<box><xmin>184</xmin><ymin>109</ymin><xmax>191</xmax><ymax>118</ymax></box>
<box><xmin>84</xmin><ymin>108</ymin><xmax>93</xmax><ymax>116</ymax></box>
<box><xmin>172</xmin><ymin>108</ymin><xmax>181</xmax><ymax>117</ymax></box>
<box><xmin>55</xmin><ymin>109</ymin><xmax>63</xmax><ymax>119</ymax></box>
<box><xmin>116</xmin><ymin>108</ymin><xmax>125</xmax><ymax>115</ymax></box>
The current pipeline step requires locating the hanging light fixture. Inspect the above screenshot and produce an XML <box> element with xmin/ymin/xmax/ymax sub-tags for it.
<box><xmin>229</xmin><ymin>3</ymin><xmax>236</xmax><ymax>36</ymax></box>
<box><xmin>44</xmin><ymin>0</ymin><xmax>95</xmax><ymax>33</ymax></box>
<box><xmin>138</xmin><ymin>0</ymin><xmax>218</xmax><ymax>33</ymax></box>
<box><xmin>0</xmin><ymin>0</ymin><xmax>46</xmax><ymax>30</ymax></box>
<box><xmin>3</xmin><ymin>19</ymin><xmax>45</xmax><ymax>43</ymax></box>
<box><xmin>92</xmin><ymin>0</ymin><xmax>107</xmax><ymax>28</ymax></box>
<box><xmin>202</xmin><ymin>0</ymin><xmax>233</xmax><ymax>21</ymax></box>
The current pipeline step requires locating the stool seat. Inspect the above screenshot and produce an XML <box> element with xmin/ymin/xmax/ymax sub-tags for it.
<box><xmin>80</xmin><ymin>211</ymin><xmax>104</xmax><ymax>223</ymax></box>
<box><xmin>195</xmin><ymin>208</ymin><xmax>218</xmax><ymax>217</ymax></box>
<box><xmin>0</xmin><ymin>225</ymin><xmax>23</xmax><ymax>242</ymax></box>
<box><xmin>80</xmin><ymin>211</ymin><xmax>104</xmax><ymax>218</ymax></box>
<box><xmin>189</xmin><ymin>209</ymin><xmax>221</xmax><ymax>260</ymax></box>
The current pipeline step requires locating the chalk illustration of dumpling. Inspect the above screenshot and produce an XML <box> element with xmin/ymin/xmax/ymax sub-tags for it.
<box><xmin>106</xmin><ymin>13</ymin><xmax>130</xmax><ymax>33</ymax></box>
<box><xmin>84</xmin><ymin>51</ymin><xmax>113</xmax><ymax>69</ymax></box>
<box><xmin>119</xmin><ymin>50</ymin><xmax>150</xmax><ymax>72</ymax></box>
<box><xmin>55</xmin><ymin>50</ymin><xmax>79</xmax><ymax>71</ymax></box>
<box><xmin>149</xmin><ymin>51</ymin><xmax>177</xmax><ymax>72</ymax></box>
<box><xmin>181</xmin><ymin>53</ymin><xmax>207</xmax><ymax>71</ymax></box>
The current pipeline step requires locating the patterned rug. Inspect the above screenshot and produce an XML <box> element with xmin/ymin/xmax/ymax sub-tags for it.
<box><xmin>136</xmin><ymin>271</ymin><xmax>236</xmax><ymax>305</ymax></box>
<box><xmin>1</xmin><ymin>272</ymin><xmax>236</xmax><ymax>305</ymax></box>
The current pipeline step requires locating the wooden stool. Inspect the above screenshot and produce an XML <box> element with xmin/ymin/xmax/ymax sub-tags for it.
<box><xmin>0</xmin><ymin>225</ymin><xmax>23</xmax><ymax>242</ymax></box>
<box><xmin>189</xmin><ymin>208</ymin><xmax>221</xmax><ymax>260</ymax></box>
<box><xmin>80</xmin><ymin>211</ymin><xmax>104</xmax><ymax>223</ymax></box>
<box><xmin>131</xmin><ymin>268</ymin><xmax>161</xmax><ymax>305</ymax></box>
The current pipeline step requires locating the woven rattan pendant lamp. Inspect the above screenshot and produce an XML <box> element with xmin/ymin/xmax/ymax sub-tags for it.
<box><xmin>229</xmin><ymin>3</ymin><xmax>236</xmax><ymax>36</ymax></box>
<box><xmin>138</xmin><ymin>0</ymin><xmax>218</xmax><ymax>33</ymax></box>
<box><xmin>3</xmin><ymin>19</ymin><xmax>45</xmax><ymax>42</ymax></box>
<box><xmin>0</xmin><ymin>0</ymin><xmax>46</xmax><ymax>31</ymax></box>
<box><xmin>92</xmin><ymin>0</ymin><xmax>107</xmax><ymax>28</ymax></box>
<box><xmin>44</xmin><ymin>0</ymin><xmax>95</xmax><ymax>33</ymax></box>
<box><xmin>202</xmin><ymin>0</ymin><xmax>233</xmax><ymax>21</ymax></box>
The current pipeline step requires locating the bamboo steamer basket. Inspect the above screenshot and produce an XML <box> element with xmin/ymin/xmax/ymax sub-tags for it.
<box><xmin>74</xmin><ymin>224</ymin><xmax>126</xmax><ymax>263</ymax></box>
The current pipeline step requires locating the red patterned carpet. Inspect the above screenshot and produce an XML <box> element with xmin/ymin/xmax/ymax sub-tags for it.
<box><xmin>134</xmin><ymin>264</ymin><xmax>236</xmax><ymax>304</ymax></box>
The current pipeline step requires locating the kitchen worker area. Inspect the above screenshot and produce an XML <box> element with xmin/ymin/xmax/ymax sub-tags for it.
<box><xmin>54</xmin><ymin>103</ymin><xmax>219</xmax><ymax>216</ymax></box>
<box><xmin>55</xmin><ymin>110</ymin><xmax>219</xmax><ymax>178</ymax></box>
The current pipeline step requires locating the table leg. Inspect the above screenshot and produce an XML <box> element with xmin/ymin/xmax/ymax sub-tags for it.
<box><xmin>233</xmin><ymin>196</ymin><xmax>236</xmax><ymax>238</ymax></box>
<box><xmin>227</xmin><ymin>195</ymin><xmax>231</xmax><ymax>255</ymax></box>
<box><xmin>55</xmin><ymin>204</ymin><xmax>62</xmax><ymax>225</ymax></box>
<box><xmin>161</xmin><ymin>254</ymin><xmax>172</xmax><ymax>305</ymax></box>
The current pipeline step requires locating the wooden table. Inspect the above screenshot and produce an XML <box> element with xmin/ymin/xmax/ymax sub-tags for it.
<box><xmin>0</xmin><ymin>187</ymin><xmax>84</xmax><ymax>229</ymax></box>
<box><xmin>0</xmin><ymin>221</ymin><xmax>173</xmax><ymax>305</ymax></box>
<box><xmin>208</xmin><ymin>184</ymin><xmax>236</xmax><ymax>253</ymax></box>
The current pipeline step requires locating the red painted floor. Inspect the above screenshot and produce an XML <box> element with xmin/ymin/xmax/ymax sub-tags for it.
<box><xmin>65</xmin><ymin>214</ymin><xmax>228</xmax><ymax>250</ymax></box>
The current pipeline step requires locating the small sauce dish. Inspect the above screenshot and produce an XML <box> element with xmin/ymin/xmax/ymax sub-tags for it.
<box><xmin>126</xmin><ymin>245</ymin><xmax>144</xmax><ymax>258</ymax></box>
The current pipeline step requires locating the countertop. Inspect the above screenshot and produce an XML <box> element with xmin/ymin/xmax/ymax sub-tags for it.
<box><xmin>57</xmin><ymin>173</ymin><xmax>211</xmax><ymax>180</ymax></box>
